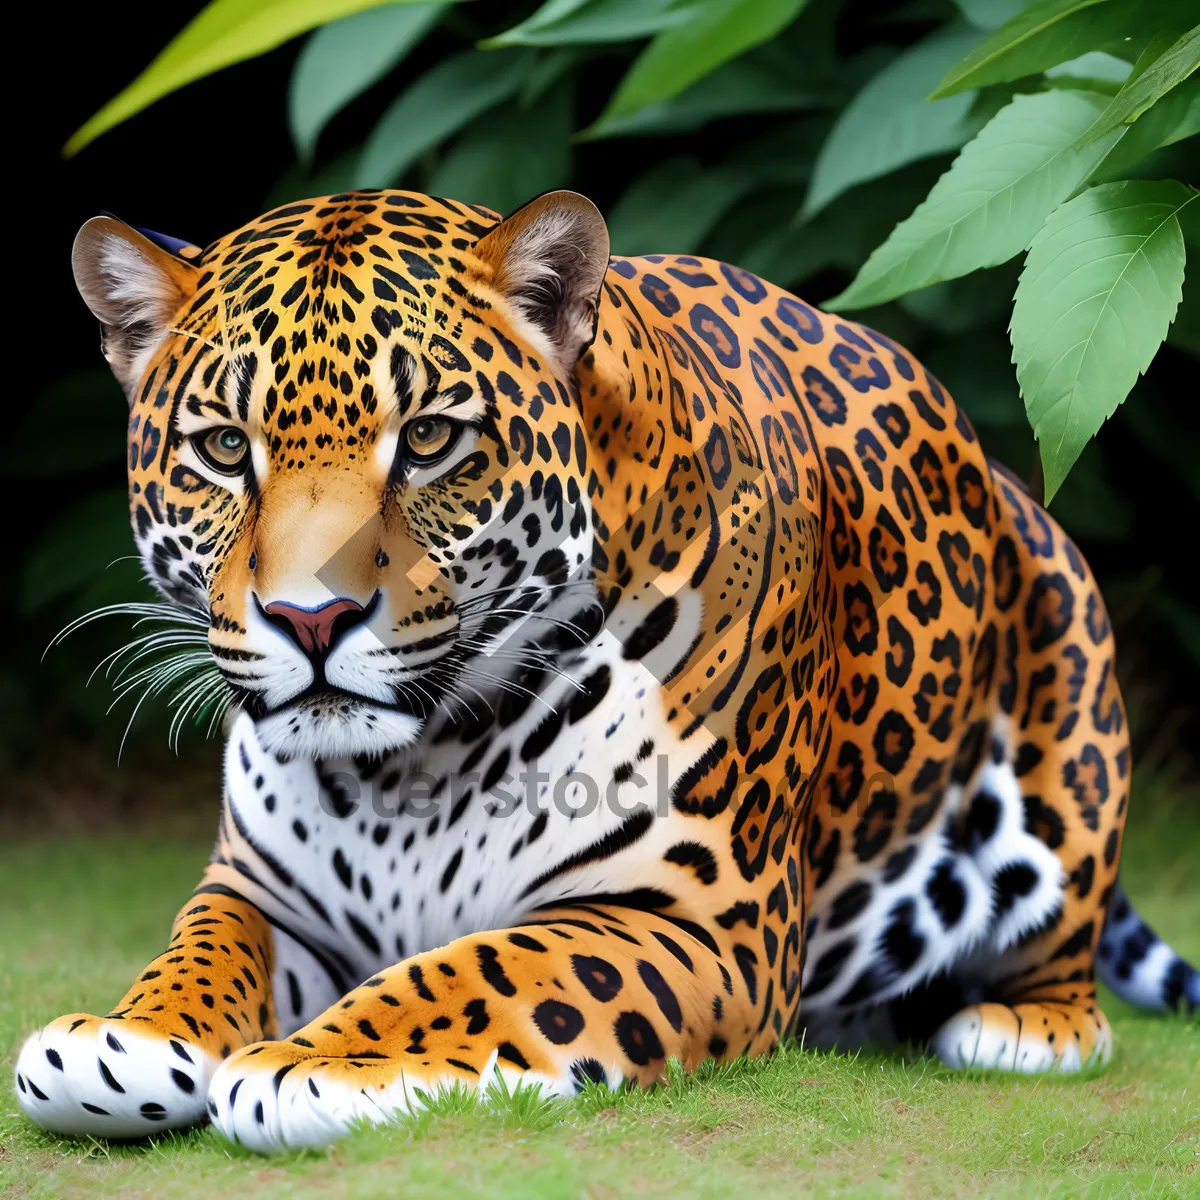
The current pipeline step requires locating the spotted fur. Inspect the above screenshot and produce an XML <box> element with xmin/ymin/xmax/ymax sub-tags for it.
<box><xmin>16</xmin><ymin>190</ymin><xmax>1196</xmax><ymax>1150</ymax></box>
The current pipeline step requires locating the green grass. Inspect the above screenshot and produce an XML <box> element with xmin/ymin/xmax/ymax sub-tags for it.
<box><xmin>2</xmin><ymin>776</ymin><xmax>1197</xmax><ymax>1199</ymax></box>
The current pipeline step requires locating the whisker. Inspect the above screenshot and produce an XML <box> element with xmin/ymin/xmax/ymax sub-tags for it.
<box><xmin>463</xmin><ymin>606</ymin><xmax>596</xmax><ymax>640</ymax></box>
<box><xmin>206</xmin><ymin>691</ymin><xmax>235</xmax><ymax>739</ymax></box>
<box><xmin>455</xmin><ymin>663</ymin><xmax>557</xmax><ymax>712</ymax></box>
<box><xmin>50</xmin><ymin>596</ymin><xmax>228</xmax><ymax>756</ymax></box>
<box><xmin>102</xmin><ymin>634</ymin><xmax>210</xmax><ymax>686</ymax></box>
<box><xmin>456</xmin><ymin>640</ymin><xmax>585</xmax><ymax>691</ymax></box>
<box><xmin>87</xmin><ymin>631</ymin><xmax>209</xmax><ymax>687</ymax></box>
<box><xmin>169</xmin><ymin>673</ymin><xmax>227</xmax><ymax>752</ymax></box>
<box><xmin>46</xmin><ymin>601</ymin><xmax>208</xmax><ymax>659</ymax></box>
<box><xmin>455</xmin><ymin>578</ymin><xmax>596</xmax><ymax>612</ymax></box>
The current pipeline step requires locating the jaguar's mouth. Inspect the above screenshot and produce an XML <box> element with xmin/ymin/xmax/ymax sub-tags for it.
<box><xmin>259</xmin><ymin>685</ymin><xmax>416</xmax><ymax>718</ymax></box>
<box><xmin>251</xmin><ymin>691</ymin><xmax>426</xmax><ymax>760</ymax></box>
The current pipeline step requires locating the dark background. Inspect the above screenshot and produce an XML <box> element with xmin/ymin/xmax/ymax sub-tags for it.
<box><xmin>5</xmin><ymin>1</ymin><xmax>1196</xmax><ymax>833</ymax></box>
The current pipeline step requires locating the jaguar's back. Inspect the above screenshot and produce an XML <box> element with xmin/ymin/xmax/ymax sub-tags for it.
<box><xmin>579</xmin><ymin>246</ymin><xmax>1174</xmax><ymax>1067</ymax></box>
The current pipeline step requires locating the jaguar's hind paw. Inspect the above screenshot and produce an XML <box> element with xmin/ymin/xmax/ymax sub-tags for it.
<box><xmin>931</xmin><ymin>1000</ymin><xmax>1111</xmax><ymax>1073</ymax></box>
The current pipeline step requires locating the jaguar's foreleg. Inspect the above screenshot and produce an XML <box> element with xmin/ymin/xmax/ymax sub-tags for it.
<box><xmin>15</xmin><ymin>882</ymin><xmax>276</xmax><ymax>1136</ymax></box>
<box><xmin>208</xmin><ymin>903</ymin><xmax>738</xmax><ymax>1151</ymax></box>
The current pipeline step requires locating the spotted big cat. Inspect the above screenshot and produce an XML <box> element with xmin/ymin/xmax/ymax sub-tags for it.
<box><xmin>16</xmin><ymin>189</ymin><xmax>1196</xmax><ymax>1151</ymax></box>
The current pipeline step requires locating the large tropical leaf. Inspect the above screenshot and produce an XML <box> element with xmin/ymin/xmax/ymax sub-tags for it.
<box><xmin>1079</xmin><ymin>23</ymin><xmax>1200</xmax><ymax>143</ymax></box>
<box><xmin>289</xmin><ymin>2</ymin><xmax>448</xmax><ymax>162</ymax></box>
<box><xmin>66</xmin><ymin>0</ymin><xmax>467</xmax><ymax>155</ymax></box>
<box><xmin>580</xmin><ymin>49</ymin><xmax>829</xmax><ymax>139</ymax></box>
<box><xmin>930</xmin><ymin>0</ymin><xmax>1140</xmax><ymax>99</ymax></box>
<box><xmin>827</xmin><ymin>89</ymin><xmax>1124</xmax><ymax>310</ymax></box>
<box><xmin>484</xmin><ymin>0</ymin><xmax>691</xmax><ymax>47</ymax></box>
<box><xmin>1011</xmin><ymin>179</ymin><xmax>1195</xmax><ymax>500</ymax></box>
<box><xmin>587</xmin><ymin>0</ymin><xmax>807</xmax><ymax>133</ymax></box>
<box><xmin>802</xmin><ymin>23</ymin><xmax>984</xmax><ymax>219</ymax></box>
<box><xmin>357</xmin><ymin>48</ymin><xmax>531</xmax><ymax>187</ymax></box>
<box><xmin>1042</xmin><ymin>49</ymin><xmax>1131</xmax><ymax>93</ymax></box>
<box><xmin>1091</xmin><ymin>75</ymin><xmax>1200</xmax><ymax>180</ymax></box>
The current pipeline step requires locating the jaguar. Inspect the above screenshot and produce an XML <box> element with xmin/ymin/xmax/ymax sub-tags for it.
<box><xmin>15</xmin><ymin>189</ymin><xmax>1196</xmax><ymax>1152</ymax></box>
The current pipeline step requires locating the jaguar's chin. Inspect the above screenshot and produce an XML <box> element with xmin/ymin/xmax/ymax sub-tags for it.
<box><xmin>253</xmin><ymin>693</ymin><xmax>423</xmax><ymax>761</ymax></box>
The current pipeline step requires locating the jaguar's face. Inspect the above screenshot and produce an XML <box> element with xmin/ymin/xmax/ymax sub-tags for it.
<box><xmin>73</xmin><ymin>191</ymin><xmax>610</xmax><ymax>759</ymax></box>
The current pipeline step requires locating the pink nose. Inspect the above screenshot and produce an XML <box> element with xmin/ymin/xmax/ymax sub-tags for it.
<box><xmin>260</xmin><ymin>596</ymin><xmax>370</xmax><ymax>658</ymax></box>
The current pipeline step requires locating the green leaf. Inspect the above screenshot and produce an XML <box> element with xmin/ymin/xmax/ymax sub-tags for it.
<box><xmin>484</xmin><ymin>0</ymin><xmax>690</xmax><ymax>47</ymax></box>
<box><xmin>930</xmin><ymin>0</ymin><xmax>1138</xmax><ymax>100</ymax></box>
<box><xmin>485</xmin><ymin>0</ymin><xmax>589</xmax><ymax>42</ymax></box>
<box><xmin>289</xmin><ymin>2</ymin><xmax>447</xmax><ymax>162</ymax></box>
<box><xmin>587</xmin><ymin>0</ymin><xmax>807</xmax><ymax>131</ymax></box>
<box><xmin>20</xmin><ymin>490</ymin><xmax>134</xmax><ymax>614</ymax></box>
<box><xmin>426</xmin><ymin>81</ymin><xmax>575</xmax><ymax>216</ymax></box>
<box><xmin>66</xmin><ymin>0</ymin><xmax>462</xmax><ymax>156</ymax></box>
<box><xmin>1042</xmin><ymin>49</ymin><xmax>1131</xmax><ymax>92</ymax></box>
<box><xmin>579</xmin><ymin>47</ymin><xmax>830</xmax><ymax>139</ymax></box>
<box><xmin>1091</xmin><ymin>75</ymin><xmax>1200</xmax><ymax>179</ymax></box>
<box><xmin>802</xmin><ymin>24</ymin><xmax>984</xmax><ymax>219</ymax></box>
<box><xmin>1124</xmin><ymin>29</ymin><xmax>1186</xmax><ymax>85</ymax></box>
<box><xmin>1011</xmin><ymin>179</ymin><xmax>1195</xmax><ymax>501</ymax></box>
<box><xmin>1079</xmin><ymin>24</ymin><xmax>1200</xmax><ymax>142</ymax></box>
<box><xmin>827</xmin><ymin>89</ymin><xmax>1124</xmax><ymax>311</ymax></box>
<box><xmin>607</xmin><ymin>158</ymin><xmax>756</xmax><ymax>256</ymax></box>
<box><xmin>356</xmin><ymin>48</ymin><xmax>531</xmax><ymax>187</ymax></box>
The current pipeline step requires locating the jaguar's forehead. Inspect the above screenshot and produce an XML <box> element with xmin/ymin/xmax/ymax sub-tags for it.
<box><xmin>166</xmin><ymin>191</ymin><xmax>511</xmax><ymax>455</ymax></box>
<box><xmin>200</xmin><ymin>191</ymin><xmax>501</xmax><ymax>280</ymax></box>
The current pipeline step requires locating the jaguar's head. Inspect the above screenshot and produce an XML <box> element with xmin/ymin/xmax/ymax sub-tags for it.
<box><xmin>73</xmin><ymin>190</ymin><xmax>611</xmax><ymax>759</ymax></box>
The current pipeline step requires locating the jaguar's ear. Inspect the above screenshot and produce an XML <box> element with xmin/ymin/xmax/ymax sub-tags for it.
<box><xmin>72</xmin><ymin>216</ymin><xmax>201</xmax><ymax>402</ymax></box>
<box><xmin>472</xmin><ymin>190</ymin><xmax>610</xmax><ymax>373</ymax></box>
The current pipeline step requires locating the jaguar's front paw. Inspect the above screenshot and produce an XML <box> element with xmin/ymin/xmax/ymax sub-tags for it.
<box><xmin>207</xmin><ymin>1039</ymin><xmax>568</xmax><ymax>1153</ymax></box>
<box><xmin>15</xmin><ymin>1013</ymin><xmax>221</xmax><ymax>1137</ymax></box>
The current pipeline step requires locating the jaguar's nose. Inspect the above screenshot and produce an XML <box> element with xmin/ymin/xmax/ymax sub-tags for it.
<box><xmin>256</xmin><ymin>594</ymin><xmax>376</xmax><ymax>659</ymax></box>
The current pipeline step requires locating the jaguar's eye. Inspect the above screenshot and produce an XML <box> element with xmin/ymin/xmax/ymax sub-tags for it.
<box><xmin>193</xmin><ymin>426</ymin><xmax>250</xmax><ymax>476</ymax></box>
<box><xmin>404</xmin><ymin>417</ymin><xmax>457</xmax><ymax>463</ymax></box>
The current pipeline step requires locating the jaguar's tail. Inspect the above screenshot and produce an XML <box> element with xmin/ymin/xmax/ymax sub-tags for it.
<box><xmin>1096</xmin><ymin>882</ymin><xmax>1199</xmax><ymax>1012</ymax></box>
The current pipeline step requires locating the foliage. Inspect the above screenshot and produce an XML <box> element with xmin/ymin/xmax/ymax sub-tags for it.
<box><xmin>1011</xmin><ymin>180</ymin><xmax>1192</xmax><ymax>499</ymax></box>
<box><xmin>66</xmin><ymin>0</ymin><xmax>1199</xmax><ymax>496</ymax></box>
<box><xmin>17</xmin><ymin>0</ymin><xmax>1198</xmax><ymax>753</ymax></box>
<box><xmin>62</xmin><ymin>0</ymin><xmax>452</xmax><ymax>156</ymax></box>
